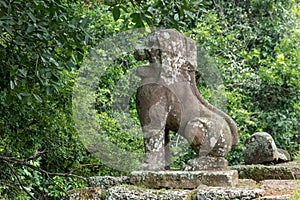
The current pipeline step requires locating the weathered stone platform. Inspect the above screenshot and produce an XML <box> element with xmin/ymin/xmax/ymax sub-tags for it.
<box><xmin>66</xmin><ymin>176</ymin><xmax>299</xmax><ymax>200</ymax></box>
<box><xmin>66</xmin><ymin>185</ymin><xmax>265</xmax><ymax>200</ymax></box>
<box><xmin>130</xmin><ymin>170</ymin><xmax>238</xmax><ymax>189</ymax></box>
<box><xmin>66</xmin><ymin>163</ymin><xmax>300</xmax><ymax>200</ymax></box>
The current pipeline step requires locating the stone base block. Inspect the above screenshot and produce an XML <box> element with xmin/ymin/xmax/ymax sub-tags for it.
<box><xmin>130</xmin><ymin>170</ymin><xmax>238</xmax><ymax>189</ymax></box>
<box><xmin>183</xmin><ymin>156</ymin><xmax>229</xmax><ymax>171</ymax></box>
<box><xmin>231</xmin><ymin>162</ymin><xmax>300</xmax><ymax>181</ymax></box>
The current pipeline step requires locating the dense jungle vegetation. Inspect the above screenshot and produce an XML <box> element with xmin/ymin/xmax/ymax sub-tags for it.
<box><xmin>0</xmin><ymin>0</ymin><xmax>299</xmax><ymax>199</ymax></box>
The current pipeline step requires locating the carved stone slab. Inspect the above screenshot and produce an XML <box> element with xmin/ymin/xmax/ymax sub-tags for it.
<box><xmin>130</xmin><ymin>170</ymin><xmax>238</xmax><ymax>189</ymax></box>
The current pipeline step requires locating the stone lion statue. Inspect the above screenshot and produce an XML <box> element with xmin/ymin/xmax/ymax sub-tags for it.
<box><xmin>134</xmin><ymin>29</ymin><xmax>238</xmax><ymax>171</ymax></box>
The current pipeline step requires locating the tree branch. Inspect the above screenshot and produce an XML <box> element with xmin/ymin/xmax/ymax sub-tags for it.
<box><xmin>0</xmin><ymin>153</ymin><xmax>87</xmax><ymax>180</ymax></box>
<box><xmin>0</xmin><ymin>152</ymin><xmax>88</xmax><ymax>198</ymax></box>
<box><xmin>25</xmin><ymin>150</ymin><xmax>47</xmax><ymax>161</ymax></box>
<box><xmin>0</xmin><ymin>155</ymin><xmax>86</xmax><ymax>180</ymax></box>
<box><xmin>4</xmin><ymin>161</ymin><xmax>38</xmax><ymax>200</ymax></box>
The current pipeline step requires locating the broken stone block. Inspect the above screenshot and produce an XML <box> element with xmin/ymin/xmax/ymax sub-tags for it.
<box><xmin>231</xmin><ymin>162</ymin><xmax>300</xmax><ymax>181</ymax></box>
<box><xmin>243</xmin><ymin>132</ymin><xmax>290</xmax><ymax>164</ymax></box>
<box><xmin>277</xmin><ymin>148</ymin><xmax>291</xmax><ymax>162</ymax></box>
<box><xmin>130</xmin><ymin>170</ymin><xmax>238</xmax><ymax>189</ymax></box>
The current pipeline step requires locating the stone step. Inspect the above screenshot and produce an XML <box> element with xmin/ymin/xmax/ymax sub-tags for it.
<box><xmin>66</xmin><ymin>178</ymin><xmax>299</xmax><ymax>200</ymax></box>
<box><xmin>130</xmin><ymin>170</ymin><xmax>238</xmax><ymax>189</ymax></box>
<box><xmin>231</xmin><ymin>162</ymin><xmax>300</xmax><ymax>181</ymax></box>
<box><xmin>66</xmin><ymin>163</ymin><xmax>300</xmax><ymax>199</ymax></box>
<box><xmin>66</xmin><ymin>186</ymin><xmax>264</xmax><ymax>200</ymax></box>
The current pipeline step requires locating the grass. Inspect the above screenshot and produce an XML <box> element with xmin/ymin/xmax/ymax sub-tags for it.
<box><xmin>291</xmin><ymin>180</ymin><xmax>300</xmax><ymax>200</ymax></box>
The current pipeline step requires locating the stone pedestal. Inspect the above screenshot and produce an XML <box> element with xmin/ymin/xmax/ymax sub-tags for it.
<box><xmin>130</xmin><ymin>170</ymin><xmax>238</xmax><ymax>189</ymax></box>
<box><xmin>183</xmin><ymin>156</ymin><xmax>229</xmax><ymax>171</ymax></box>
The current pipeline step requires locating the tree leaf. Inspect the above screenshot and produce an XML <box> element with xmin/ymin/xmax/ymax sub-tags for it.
<box><xmin>18</xmin><ymin>69</ymin><xmax>27</xmax><ymax>77</ymax></box>
<box><xmin>26</xmin><ymin>24</ymin><xmax>35</xmax><ymax>33</ymax></box>
<box><xmin>10</xmin><ymin>80</ymin><xmax>14</xmax><ymax>89</ymax></box>
<box><xmin>33</xmin><ymin>93</ymin><xmax>42</xmax><ymax>103</ymax></box>
<box><xmin>49</xmin><ymin>57</ymin><xmax>59</xmax><ymax>66</ymax></box>
<box><xmin>0</xmin><ymin>0</ymin><xmax>7</xmax><ymax>7</ymax></box>
<box><xmin>145</xmin><ymin>16</ymin><xmax>153</xmax><ymax>27</ymax></box>
<box><xmin>28</xmin><ymin>12</ymin><xmax>36</xmax><ymax>22</ymax></box>
<box><xmin>4</xmin><ymin>25</ymin><xmax>12</xmax><ymax>34</ymax></box>
<box><xmin>174</xmin><ymin>13</ymin><xmax>179</xmax><ymax>21</ymax></box>
<box><xmin>130</xmin><ymin>13</ymin><xmax>144</xmax><ymax>28</ymax></box>
<box><xmin>112</xmin><ymin>6</ymin><xmax>120</xmax><ymax>21</ymax></box>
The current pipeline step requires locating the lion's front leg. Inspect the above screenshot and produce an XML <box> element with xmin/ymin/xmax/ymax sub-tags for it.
<box><xmin>138</xmin><ymin>102</ymin><xmax>169</xmax><ymax>171</ymax></box>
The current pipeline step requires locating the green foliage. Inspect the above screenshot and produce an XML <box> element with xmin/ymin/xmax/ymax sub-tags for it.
<box><xmin>85</xmin><ymin>0</ymin><xmax>300</xmax><ymax>167</ymax></box>
<box><xmin>103</xmin><ymin>0</ymin><xmax>205</xmax><ymax>30</ymax></box>
<box><xmin>0</xmin><ymin>0</ymin><xmax>92</xmax><ymax>199</ymax></box>
<box><xmin>292</xmin><ymin>181</ymin><xmax>300</xmax><ymax>200</ymax></box>
<box><xmin>189</xmin><ymin>0</ymin><xmax>300</xmax><ymax>164</ymax></box>
<box><xmin>85</xmin><ymin>59</ymin><xmax>144</xmax><ymax>171</ymax></box>
<box><xmin>0</xmin><ymin>72</ymin><xmax>90</xmax><ymax>199</ymax></box>
<box><xmin>170</xmin><ymin>137</ymin><xmax>198</xmax><ymax>169</ymax></box>
<box><xmin>1</xmin><ymin>0</ymin><xmax>299</xmax><ymax>198</ymax></box>
<box><xmin>0</xmin><ymin>0</ymin><xmax>88</xmax><ymax>104</ymax></box>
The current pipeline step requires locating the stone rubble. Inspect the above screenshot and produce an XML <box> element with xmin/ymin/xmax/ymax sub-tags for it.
<box><xmin>243</xmin><ymin>132</ymin><xmax>290</xmax><ymax>164</ymax></box>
